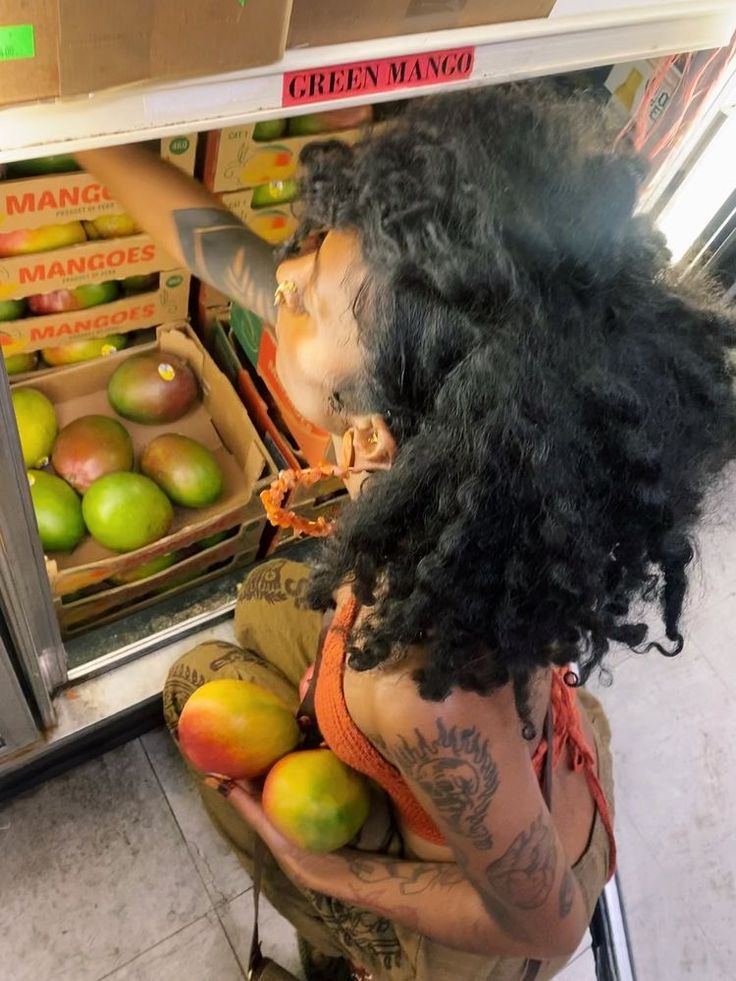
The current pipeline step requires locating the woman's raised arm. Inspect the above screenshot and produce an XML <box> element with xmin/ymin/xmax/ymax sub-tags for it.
<box><xmin>75</xmin><ymin>144</ymin><xmax>277</xmax><ymax>322</ymax></box>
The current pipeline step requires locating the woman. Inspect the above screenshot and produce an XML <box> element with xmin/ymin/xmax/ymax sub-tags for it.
<box><xmin>77</xmin><ymin>84</ymin><xmax>736</xmax><ymax>979</ymax></box>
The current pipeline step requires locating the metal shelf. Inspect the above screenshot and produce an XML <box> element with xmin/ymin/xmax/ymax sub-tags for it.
<box><xmin>1</xmin><ymin>1</ymin><xmax>735</xmax><ymax>162</ymax></box>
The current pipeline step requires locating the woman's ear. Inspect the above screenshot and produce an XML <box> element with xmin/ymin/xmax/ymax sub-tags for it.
<box><xmin>348</xmin><ymin>414</ymin><xmax>397</xmax><ymax>472</ymax></box>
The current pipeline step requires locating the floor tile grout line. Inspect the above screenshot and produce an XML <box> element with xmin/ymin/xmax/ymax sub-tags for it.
<box><xmin>138</xmin><ymin>735</ymin><xmax>221</xmax><ymax>912</ymax></box>
<box><xmin>140</xmin><ymin>731</ymin><xmax>255</xmax><ymax>907</ymax></box>
<box><xmin>92</xmin><ymin>910</ymin><xmax>218</xmax><ymax>981</ymax></box>
<box><xmin>213</xmin><ymin>900</ymin><xmax>251</xmax><ymax>977</ymax></box>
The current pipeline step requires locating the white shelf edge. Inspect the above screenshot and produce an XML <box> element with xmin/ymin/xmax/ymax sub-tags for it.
<box><xmin>1</xmin><ymin>1</ymin><xmax>735</xmax><ymax>162</ymax></box>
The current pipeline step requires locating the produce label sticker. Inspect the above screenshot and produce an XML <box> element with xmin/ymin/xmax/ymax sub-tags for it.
<box><xmin>0</xmin><ymin>24</ymin><xmax>35</xmax><ymax>62</ymax></box>
<box><xmin>282</xmin><ymin>46</ymin><xmax>475</xmax><ymax>107</ymax></box>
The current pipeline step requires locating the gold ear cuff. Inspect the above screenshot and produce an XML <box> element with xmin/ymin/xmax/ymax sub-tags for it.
<box><xmin>274</xmin><ymin>280</ymin><xmax>298</xmax><ymax>306</ymax></box>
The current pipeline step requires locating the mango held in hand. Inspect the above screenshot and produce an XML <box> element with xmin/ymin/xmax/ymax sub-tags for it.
<box><xmin>178</xmin><ymin>679</ymin><xmax>301</xmax><ymax>780</ymax></box>
<box><xmin>263</xmin><ymin>749</ymin><xmax>370</xmax><ymax>852</ymax></box>
<box><xmin>141</xmin><ymin>433</ymin><xmax>224</xmax><ymax>508</ymax></box>
<box><xmin>108</xmin><ymin>352</ymin><xmax>199</xmax><ymax>424</ymax></box>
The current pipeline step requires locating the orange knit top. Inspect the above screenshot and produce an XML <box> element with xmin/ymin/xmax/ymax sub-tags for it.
<box><xmin>314</xmin><ymin>595</ymin><xmax>617</xmax><ymax>880</ymax></box>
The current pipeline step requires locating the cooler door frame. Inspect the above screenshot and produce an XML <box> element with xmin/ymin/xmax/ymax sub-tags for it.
<box><xmin>0</xmin><ymin>363</ymin><xmax>67</xmax><ymax>728</ymax></box>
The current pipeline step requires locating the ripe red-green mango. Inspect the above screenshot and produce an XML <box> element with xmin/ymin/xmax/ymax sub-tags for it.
<box><xmin>52</xmin><ymin>415</ymin><xmax>134</xmax><ymax>494</ymax></box>
<box><xmin>0</xmin><ymin>221</ymin><xmax>86</xmax><ymax>258</ymax></box>
<box><xmin>263</xmin><ymin>748</ymin><xmax>370</xmax><ymax>852</ymax></box>
<box><xmin>107</xmin><ymin>353</ymin><xmax>199</xmax><ymax>424</ymax></box>
<box><xmin>29</xmin><ymin>280</ymin><xmax>120</xmax><ymax>316</ymax></box>
<box><xmin>141</xmin><ymin>433</ymin><xmax>224</xmax><ymax>508</ymax></box>
<box><xmin>178</xmin><ymin>678</ymin><xmax>301</xmax><ymax>779</ymax></box>
<box><xmin>42</xmin><ymin>332</ymin><xmax>128</xmax><ymax>366</ymax></box>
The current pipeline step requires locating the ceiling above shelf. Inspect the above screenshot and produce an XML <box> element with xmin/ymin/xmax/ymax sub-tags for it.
<box><xmin>1</xmin><ymin>1</ymin><xmax>735</xmax><ymax>163</ymax></box>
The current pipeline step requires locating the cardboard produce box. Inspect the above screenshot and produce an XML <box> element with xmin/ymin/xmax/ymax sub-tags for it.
<box><xmin>0</xmin><ymin>135</ymin><xmax>196</xmax><ymax>232</ymax></box>
<box><xmin>211</xmin><ymin>316</ymin><xmax>301</xmax><ymax>472</ymax></box>
<box><xmin>225</xmin><ymin>306</ymin><xmax>335</xmax><ymax>468</ymax></box>
<box><xmin>221</xmin><ymin>188</ymin><xmax>298</xmax><ymax>247</ymax></box>
<box><xmin>14</xmin><ymin>322</ymin><xmax>271</xmax><ymax>598</ymax></box>
<box><xmin>203</xmin><ymin>123</ymin><xmax>367</xmax><ymax>194</ymax></box>
<box><xmin>0</xmin><ymin>0</ymin><xmax>292</xmax><ymax>108</ymax></box>
<box><xmin>0</xmin><ymin>234</ymin><xmax>176</xmax><ymax>300</ymax></box>
<box><xmin>287</xmin><ymin>0</ymin><xmax>554</xmax><ymax>47</ymax></box>
<box><xmin>1</xmin><ymin>269</ymin><xmax>189</xmax><ymax>355</ymax></box>
<box><xmin>56</xmin><ymin>494</ymin><xmax>268</xmax><ymax>635</ymax></box>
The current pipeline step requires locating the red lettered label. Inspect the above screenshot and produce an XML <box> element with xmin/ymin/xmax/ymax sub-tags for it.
<box><xmin>282</xmin><ymin>46</ymin><xmax>475</xmax><ymax>107</ymax></box>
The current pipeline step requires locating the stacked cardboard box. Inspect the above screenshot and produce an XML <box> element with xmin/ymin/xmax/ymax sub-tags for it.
<box><xmin>0</xmin><ymin>1</ymin><xmax>292</xmax><ymax>108</ymax></box>
<box><xmin>0</xmin><ymin>137</ymin><xmax>196</xmax><ymax>359</ymax></box>
<box><xmin>203</xmin><ymin>113</ymin><xmax>372</xmax><ymax>246</ymax></box>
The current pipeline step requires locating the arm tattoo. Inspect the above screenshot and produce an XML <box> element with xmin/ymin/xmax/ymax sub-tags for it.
<box><xmin>484</xmin><ymin>811</ymin><xmax>557</xmax><ymax>911</ymax></box>
<box><xmin>558</xmin><ymin>867</ymin><xmax>575</xmax><ymax>918</ymax></box>
<box><xmin>349</xmin><ymin>856</ymin><xmax>464</xmax><ymax>896</ymax></box>
<box><xmin>172</xmin><ymin>207</ymin><xmax>276</xmax><ymax>321</ymax></box>
<box><xmin>391</xmin><ymin>720</ymin><xmax>500</xmax><ymax>850</ymax></box>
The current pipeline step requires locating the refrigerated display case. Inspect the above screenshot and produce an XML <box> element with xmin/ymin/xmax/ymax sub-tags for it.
<box><xmin>2</xmin><ymin>4</ymin><xmax>736</xmax><ymax>977</ymax></box>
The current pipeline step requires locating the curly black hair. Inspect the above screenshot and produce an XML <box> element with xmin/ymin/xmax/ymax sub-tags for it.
<box><xmin>295</xmin><ymin>82</ymin><xmax>736</xmax><ymax>734</ymax></box>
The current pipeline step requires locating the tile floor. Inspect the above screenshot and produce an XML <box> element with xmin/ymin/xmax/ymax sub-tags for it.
<box><xmin>1</xmin><ymin>491</ymin><xmax>735</xmax><ymax>980</ymax></box>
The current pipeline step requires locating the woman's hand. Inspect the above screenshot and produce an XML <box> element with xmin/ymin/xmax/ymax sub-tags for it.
<box><xmin>202</xmin><ymin>775</ymin><xmax>342</xmax><ymax>890</ymax></box>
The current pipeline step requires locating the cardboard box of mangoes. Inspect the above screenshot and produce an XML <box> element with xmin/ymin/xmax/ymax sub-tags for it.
<box><xmin>56</xmin><ymin>498</ymin><xmax>267</xmax><ymax>635</ymax></box>
<box><xmin>1</xmin><ymin>269</ymin><xmax>191</xmax><ymax>358</ymax></box>
<box><xmin>0</xmin><ymin>136</ymin><xmax>196</xmax><ymax>232</ymax></box>
<box><xmin>12</xmin><ymin>322</ymin><xmax>272</xmax><ymax>608</ymax></box>
<box><xmin>220</xmin><ymin>185</ymin><xmax>299</xmax><ymax>247</ymax></box>
<box><xmin>0</xmin><ymin>139</ymin><xmax>195</xmax><ymax>357</ymax></box>
<box><xmin>202</xmin><ymin>107</ymin><xmax>373</xmax><ymax>193</ymax></box>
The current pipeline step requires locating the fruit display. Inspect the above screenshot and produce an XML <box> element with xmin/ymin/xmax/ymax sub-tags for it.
<box><xmin>3</xmin><ymin>351</ymin><xmax>38</xmax><ymax>376</ymax></box>
<box><xmin>27</xmin><ymin>470</ymin><xmax>86</xmax><ymax>552</ymax></box>
<box><xmin>4</xmin><ymin>154</ymin><xmax>80</xmax><ymax>178</ymax></box>
<box><xmin>83</xmin><ymin>214</ymin><xmax>141</xmax><ymax>240</ymax></box>
<box><xmin>285</xmin><ymin>106</ymin><xmax>373</xmax><ymax>137</ymax></box>
<box><xmin>52</xmin><ymin>416</ymin><xmax>134</xmax><ymax>494</ymax></box>
<box><xmin>178</xmin><ymin>679</ymin><xmax>301</xmax><ymax>779</ymax></box>
<box><xmin>141</xmin><ymin>433</ymin><xmax>224</xmax><ymax>508</ymax></box>
<box><xmin>121</xmin><ymin>273</ymin><xmax>159</xmax><ymax>296</ymax></box>
<box><xmin>42</xmin><ymin>334</ymin><xmax>129</xmax><ymax>367</ymax></box>
<box><xmin>108</xmin><ymin>353</ymin><xmax>199</xmax><ymax>424</ymax></box>
<box><xmin>0</xmin><ymin>221</ymin><xmax>87</xmax><ymax>258</ymax></box>
<box><xmin>82</xmin><ymin>472</ymin><xmax>174</xmax><ymax>552</ymax></box>
<box><xmin>11</xmin><ymin>388</ymin><xmax>58</xmax><ymax>467</ymax></box>
<box><xmin>263</xmin><ymin>749</ymin><xmax>371</xmax><ymax>852</ymax></box>
<box><xmin>0</xmin><ymin>298</ymin><xmax>27</xmax><ymax>321</ymax></box>
<box><xmin>28</xmin><ymin>281</ymin><xmax>121</xmax><ymax>316</ymax></box>
<box><xmin>250</xmin><ymin>179</ymin><xmax>298</xmax><ymax>209</ymax></box>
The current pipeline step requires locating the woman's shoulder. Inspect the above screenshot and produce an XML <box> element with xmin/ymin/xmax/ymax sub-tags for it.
<box><xmin>343</xmin><ymin>646</ymin><xmax>535</xmax><ymax>757</ymax></box>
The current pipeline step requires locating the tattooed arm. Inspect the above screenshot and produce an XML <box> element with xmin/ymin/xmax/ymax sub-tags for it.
<box><xmin>373</xmin><ymin>688</ymin><xmax>591</xmax><ymax>958</ymax></box>
<box><xmin>75</xmin><ymin>145</ymin><xmax>277</xmax><ymax>321</ymax></box>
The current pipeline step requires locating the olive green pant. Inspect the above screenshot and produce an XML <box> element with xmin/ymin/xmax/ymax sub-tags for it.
<box><xmin>163</xmin><ymin>559</ymin><xmax>615</xmax><ymax>980</ymax></box>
